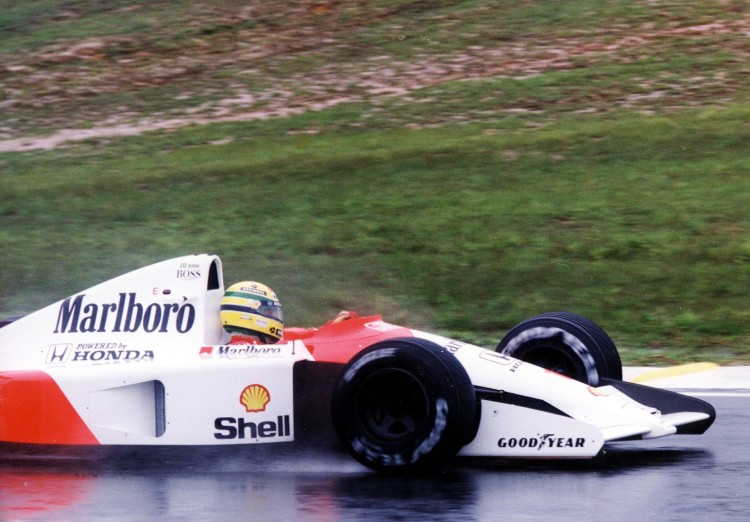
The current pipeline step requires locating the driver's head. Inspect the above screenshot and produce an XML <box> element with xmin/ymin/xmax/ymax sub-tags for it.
<box><xmin>220</xmin><ymin>281</ymin><xmax>283</xmax><ymax>343</ymax></box>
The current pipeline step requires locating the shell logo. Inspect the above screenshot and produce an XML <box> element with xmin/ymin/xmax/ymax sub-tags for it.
<box><xmin>240</xmin><ymin>384</ymin><xmax>271</xmax><ymax>412</ymax></box>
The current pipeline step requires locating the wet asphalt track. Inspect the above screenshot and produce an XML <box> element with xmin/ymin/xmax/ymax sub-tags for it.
<box><xmin>1</xmin><ymin>367</ymin><xmax>749</xmax><ymax>522</ymax></box>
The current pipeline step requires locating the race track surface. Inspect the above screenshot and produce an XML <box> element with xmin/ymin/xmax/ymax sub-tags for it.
<box><xmin>625</xmin><ymin>364</ymin><xmax>750</xmax><ymax>393</ymax></box>
<box><xmin>1</xmin><ymin>365</ymin><xmax>748</xmax><ymax>521</ymax></box>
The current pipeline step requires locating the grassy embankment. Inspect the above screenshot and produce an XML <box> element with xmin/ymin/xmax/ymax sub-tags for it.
<box><xmin>1</xmin><ymin>1</ymin><xmax>749</xmax><ymax>363</ymax></box>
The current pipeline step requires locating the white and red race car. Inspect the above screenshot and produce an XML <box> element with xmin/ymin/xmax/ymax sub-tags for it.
<box><xmin>0</xmin><ymin>255</ymin><xmax>715</xmax><ymax>471</ymax></box>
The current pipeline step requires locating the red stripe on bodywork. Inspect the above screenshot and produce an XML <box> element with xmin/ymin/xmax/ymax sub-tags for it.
<box><xmin>0</xmin><ymin>371</ymin><xmax>99</xmax><ymax>445</ymax></box>
<box><xmin>284</xmin><ymin>315</ymin><xmax>414</xmax><ymax>364</ymax></box>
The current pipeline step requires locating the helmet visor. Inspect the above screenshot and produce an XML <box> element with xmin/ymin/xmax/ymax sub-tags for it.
<box><xmin>258</xmin><ymin>300</ymin><xmax>283</xmax><ymax>322</ymax></box>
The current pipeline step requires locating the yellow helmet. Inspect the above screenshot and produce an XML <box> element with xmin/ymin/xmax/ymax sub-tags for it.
<box><xmin>220</xmin><ymin>281</ymin><xmax>283</xmax><ymax>343</ymax></box>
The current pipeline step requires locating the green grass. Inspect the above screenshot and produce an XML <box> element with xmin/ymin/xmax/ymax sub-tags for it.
<box><xmin>2</xmin><ymin>1</ymin><xmax>750</xmax><ymax>364</ymax></box>
<box><xmin>2</xmin><ymin>106</ymin><xmax>749</xmax><ymax>364</ymax></box>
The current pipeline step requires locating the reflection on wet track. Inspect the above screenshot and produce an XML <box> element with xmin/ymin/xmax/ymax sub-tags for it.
<box><xmin>1</xmin><ymin>395</ymin><xmax>748</xmax><ymax>521</ymax></box>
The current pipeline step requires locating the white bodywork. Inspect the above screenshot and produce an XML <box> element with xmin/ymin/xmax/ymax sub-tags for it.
<box><xmin>409</xmin><ymin>331</ymin><xmax>707</xmax><ymax>458</ymax></box>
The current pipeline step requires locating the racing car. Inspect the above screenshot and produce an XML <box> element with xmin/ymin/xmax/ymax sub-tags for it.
<box><xmin>0</xmin><ymin>254</ymin><xmax>715</xmax><ymax>471</ymax></box>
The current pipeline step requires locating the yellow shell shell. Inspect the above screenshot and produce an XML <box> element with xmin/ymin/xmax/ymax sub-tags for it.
<box><xmin>240</xmin><ymin>384</ymin><xmax>270</xmax><ymax>412</ymax></box>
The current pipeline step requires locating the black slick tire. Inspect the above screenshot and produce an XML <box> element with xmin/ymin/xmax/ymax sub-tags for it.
<box><xmin>331</xmin><ymin>337</ymin><xmax>476</xmax><ymax>471</ymax></box>
<box><xmin>496</xmin><ymin>312</ymin><xmax>622</xmax><ymax>386</ymax></box>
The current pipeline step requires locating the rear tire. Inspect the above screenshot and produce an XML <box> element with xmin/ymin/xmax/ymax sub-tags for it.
<box><xmin>497</xmin><ymin>312</ymin><xmax>622</xmax><ymax>386</ymax></box>
<box><xmin>331</xmin><ymin>338</ymin><xmax>476</xmax><ymax>471</ymax></box>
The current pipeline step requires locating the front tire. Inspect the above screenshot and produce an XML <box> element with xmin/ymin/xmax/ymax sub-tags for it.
<box><xmin>331</xmin><ymin>338</ymin><xmax>476</xmax><ymax>471</ymax></box>
<box><xmin>497</xmin><ymin>312</ymin><xmax>622</xmax><ymax>385</ymax></box>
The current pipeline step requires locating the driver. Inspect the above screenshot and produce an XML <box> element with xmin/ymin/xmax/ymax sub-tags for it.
<box><xmin>220</xmin><ymin>281</ymin><xmax>284</xmax><ymax>345</ymax></box>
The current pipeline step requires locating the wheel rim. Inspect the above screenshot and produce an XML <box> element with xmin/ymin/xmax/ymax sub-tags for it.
<box><xmin>520</xmin><ymin>343</ymin><xmax>587</xmax><ymax>382</ymax></box>
<box><xmin>355</xmin><ymin>368</ymin><xmax>430</xmax><ymax>443</ymax></box>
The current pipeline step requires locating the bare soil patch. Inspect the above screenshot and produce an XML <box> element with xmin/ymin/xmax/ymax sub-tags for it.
<box><xmin>2</xmin><ymin>7</ymin><xmax>749</xmax><ymax>152</ymax></box>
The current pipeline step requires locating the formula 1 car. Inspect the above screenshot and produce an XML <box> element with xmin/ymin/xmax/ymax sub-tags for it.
<box><xmin>0</xmin><ymin>255</ymin><xmax>715</xmax><ymax>471</ymax></box>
